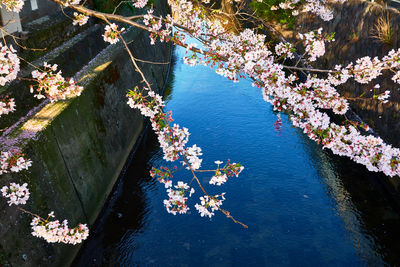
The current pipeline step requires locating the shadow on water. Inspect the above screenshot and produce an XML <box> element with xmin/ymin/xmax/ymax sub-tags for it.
<box><xmin>72</xmin><ymin>129</ymin><xmax>160</xmax><ymax>266</ymax></box>
<box><xmin>73</xmin><ymin>50</ymin><xmax>178</xmax><ymax>267</ymax></box>
<box><xmin>298</xmin><ymin>127</ymin><xmax>400</xmax><ymax>266</ymax></box>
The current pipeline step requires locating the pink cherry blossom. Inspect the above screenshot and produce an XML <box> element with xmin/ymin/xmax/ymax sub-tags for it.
<box><xmin>1</xmin><ymin>182</ymin><xmax>30</xmax><ymax>206</ymax></box>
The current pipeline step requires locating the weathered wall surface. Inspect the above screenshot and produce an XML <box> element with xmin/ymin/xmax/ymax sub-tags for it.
<box><xmin>0</xmin><ymin>3</ymin><xmax>172</xmax><ymax>266</ymax></box>
<box><xmin>0</xmin><ymin>12</ymin><xmax>95</xmax><ymax>133</ymax></box>
<box><xmin>19</xmin><ymin>0</ymin><xmax>60</xmax><ymax>24</ymax></box>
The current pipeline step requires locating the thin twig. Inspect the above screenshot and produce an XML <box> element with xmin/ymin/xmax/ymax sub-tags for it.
<box><xmin>117</xmin><ymin>29</ymin><xmax>153</xmax><ymax>89</ymax></box>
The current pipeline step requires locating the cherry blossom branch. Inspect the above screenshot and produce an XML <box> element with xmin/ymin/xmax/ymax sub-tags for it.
<box><xmin>1</xmin><ymin>0</ymin><xmax>400</xmax><ymax>251</ymax></box>
<box><xmin>133</xmin><ymin>58</ymin><xmax>170</xmax><ymax>65</ymax></box>
<box><xmin>0</xmin><ymin>27</ymin><xmax>47</xmax><ymax>51</ymax></box>
<box><xmin>282</xmin><ymin>65</ymin><xmax>335</xmax><ymax>73</ymax></box>
<box><xmin>185</xmin><ymin>156</ymin><xmax>248</xmax><ymax>228</ymax></box>
<box><xmin>97</xmin><ymin>7</ymin><xmax>249</xmax><ymax>227</ymax></box>
<box><xmin>52</xmin><ymin>0</ymin><xmax>151</xmax><ymax>32</ymax></box>
<box><xmin>117</xmin><ymin>29</ymin><xmax>153</xmax><ymax>89</ymax></box>
<box><xmin>112</xmin><ymin>0</ymin><xmax>132</xmax><ymax>15</ymax></box>
<box><xmin>17</xmin><ymin>206</ymin><xmax>42</xmax><ymax>219</ymax></box>
<box><xmin>1</xmin><ymin>182</ymin><xmax>89</xmax><ymax>244</ymax></box>
<box><xmin>127</xmin><ymin>83</ymin><xmax>246</xmax><ymax>226</ymax></box>
<box><xmin>54</xmin><ymin>3</ymin><xmax>398</xmax><ymax>85</ymax></box>
<box><xmin>62</xmin><ymin>0</ymin><xmax>400</xmax><ymax>178</ymax></box>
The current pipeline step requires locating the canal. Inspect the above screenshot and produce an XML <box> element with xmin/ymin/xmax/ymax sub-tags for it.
<box><xmin>74</xmin><ymin>45</ymin><xmax>400</xmax><ymax>266</ymax></box>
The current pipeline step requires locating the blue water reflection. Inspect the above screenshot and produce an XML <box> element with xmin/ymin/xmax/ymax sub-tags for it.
<box><xmin>74</xmin><ymin>45</ymin><xmax>400</xmax><ymax>266</ymax></box>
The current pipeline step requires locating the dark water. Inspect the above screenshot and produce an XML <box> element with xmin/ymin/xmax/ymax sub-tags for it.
<box><xmin>74</xmin><ymin>46</ymin><xmax>400</xmax><ymax>266</ymax></box>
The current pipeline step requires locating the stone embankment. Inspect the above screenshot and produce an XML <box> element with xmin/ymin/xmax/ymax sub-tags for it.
<box><xmin>0</xmin><ymin>2</ymin><xmax>172</xmax><ymax>266</ymax></box>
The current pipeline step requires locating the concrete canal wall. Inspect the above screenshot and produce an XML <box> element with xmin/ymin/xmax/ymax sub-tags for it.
<box><xmin>0</xmin><ymin>2</ymin><xmax>172</xmax><ymax>266</ymax></box>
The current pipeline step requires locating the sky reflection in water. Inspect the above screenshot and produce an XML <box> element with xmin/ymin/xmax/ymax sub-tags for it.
<box><xmin>74</xmin><ymin>45</ymin><xmax>400</xmax><ymax>267</ymax></box>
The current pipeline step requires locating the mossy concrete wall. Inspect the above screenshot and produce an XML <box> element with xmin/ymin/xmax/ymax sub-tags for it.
<box><xmin>19</xmin><ymin>0</ymin><xmax>60</xmax><ymax>24</ymax></box>
<box><xmin>0</xmin><ymin>5</ymin><xmax>172</xmax><ymax>267</ymax></box>
<box><xmin>0</xmin><ymin>12</ymin><xmax>97</xmax><ymax>133</ymax></box>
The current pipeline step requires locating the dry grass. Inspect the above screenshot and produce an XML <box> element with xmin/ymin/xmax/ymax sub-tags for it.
<box><xmin>371</xmin><ymin>12</ymin><xmax>393</xmax><ymax>46</ymax></box>
<box><xmin>348</xmin><ymin>31</ymin><xmax>360</xmax><ymax>43</ymax></box>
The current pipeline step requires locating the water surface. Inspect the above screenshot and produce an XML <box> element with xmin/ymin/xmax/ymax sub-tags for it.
<box><xmin>74</xmin><ymin>45</ymin><xmax>400</xmax><ymax>266</ymax></box>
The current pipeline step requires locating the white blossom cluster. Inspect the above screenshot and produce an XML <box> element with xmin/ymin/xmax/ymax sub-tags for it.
<box><xmin>163</xmin><ymin>181</ymin><xmax>194</xmax><ymax>215</ymax></box>
<box><xmin>0</xmin><ymin>43</ymin><xmax>20</xmax><ymax>86</ymax></box>
<box><xmin>132</xmin><ymin>0</ymin><xmax>148</xmax><ymax>8</ymax></box>
<box><xmin>127</xmin><ymin>88</ymin><xmax>192</xmax><ymax>161</ymax></box>
<box><xmin>344</xmin><ymin>49</ymin><xmax>400</xmax><ymax>85</ymax></box>
<box><xmin>103</xmin><ymin>23</ymin><xmax>125</xmax><ymax>44</ymax></box>
<box><xmin>72</xmin><ymin>12</ymin><xmax>89</xmax><ymax>26</ymax></box>
<box><xmin>275</xmin><ymin>42</ymin><xmax>295</xmax><ymax>59</ymax></box>
<box><xmin>383</xmin><ymin>49</ymin><xmax>400</xmax><ymax>85</ymax></box>
<box><xmin>279</xmin><ymin>0</ymin><xmax>298</xmax><ymax>9</ymax></box>
<box><xmin>269</xmin><ymin>0</ymin><xmax>340</xmax><ymax>21</ymax></box>
<box><xmin>158</xmin><ymin>123</ymin><xmax>190</xmax><ymax>161</ymax></box>
<box><xmin>31</xmin><ymin>214</ymin><xmax>89</xmax><ymax>245</ymax></box>
<box><xmin>302</xmin><ymin>0</ymin><xmax>334</xmax><ymax>21</ymax></box>
<box><xmin>0</xmin><ymin>150</ymin><xmax>32</xmax><ymax>175</ymax></box>
<box><xmin>378</xmin><ymin>90</ymin><xmax>390</xmax><ymax>103</ymax></box>
<box><xmin>351</xmin><ymin>56</ymin><xmax>383</xmax><ymax>84</ymax></box>
<box><xmin>195</xmin><ymin>193</ymin><xmax>225</xmax><ymax>218</ymax></box>
<box><xmin>63</xmin><ymin>0</ymin><xmax>81</xmax><ymax>6</ymax></box>
<box><xmin>209</xmin><ymin>160</ymin><xmax>244</xmax><ymax>186</ymax></box>
<box><xmin>185</xmin><ymin>144</ymin><xmax>202</xmax><ymax>170</ymax></box>
<box><xmin>167</xmin><ymin>0</ymin><xmax>203</xmax><ymax>37</ymax></box>
<box><xmin>0</xmin><ymin>96</ymin><xmax>16</xmax><ymax>117</ymax></box>
<box><xmin>209</xmin><ymin>172</ymin><xmax>228</xmax><ymax>186</ymax></box>
<box><xmin>143</xmin><ymin>9</ymin><xmax>166</xmax><ymax>44</ymax></box>
<box><xmin>299</xmin><ymin>77</ymin><xmax>349</xmax><ymax>115</ymax></box>
<box><xmin>298</xmin><ymin>28</ymin><xmax>328</xmax><ymax>62</ymax></box>
<box><xmin>327</xmin><ymin>49</ymin><xmax>400</xmax><ymax>87</ymax></box>
<box><xmin>0</xmin><ymin>0</ymin><xmax>24</xmax><ymax>12</ymax></box>
<box><xmin>127</xmin><ymin>87</ymin><xmax>165</xmax><ymax>118</ymax></box>
<box><xmin>30</xmin><ymin>62</ymin><xmax>83</xmax><ymax>101</ymax></box>
<box><xmin>170</xmin><ymin>19</ymin><xmax>400</xmax><ymax>177</ymax></box>
<box><xmin>327</xmin><ymin>65</ymin><xmax>351</xmax><ymax>86</ymax></box>
<box><xmin>1</xmin><ymin>182</ymin><xmax>30</xmax><ymax>206</ymax></box>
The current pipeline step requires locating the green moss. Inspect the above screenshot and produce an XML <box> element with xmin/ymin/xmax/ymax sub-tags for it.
<box><xmin>249</xmin><ymin>0</ymin><xmax>297</xmax><ymax>29</ymax></box>
<box><xmin>93</xmin><ymin>0</ymin><xmax>155</xmax><ymax>14</ymax></box>
<box><xmin>0</xmin><ymin>244</ymin><xmax>11</xmax><ymax>267</ymax></box>
<box><xmin>23</xmin><ymin>20</ymin><xmax>71</xmax><ymax>63</ymax></box>
<box><xmin>93</xmin><ymin>0</ymin><xmax>134</xmax><ymax>13</ymax></box>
